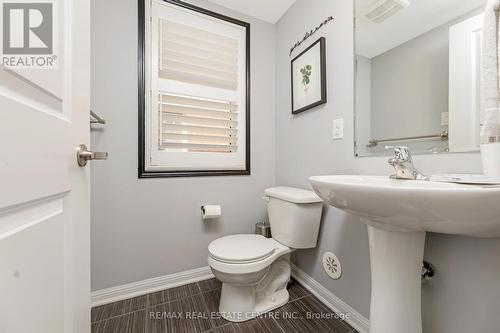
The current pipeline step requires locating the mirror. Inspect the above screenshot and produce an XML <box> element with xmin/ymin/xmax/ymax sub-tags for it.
<box><xmin>355</xmin><ymin>0</ymin><xmax>487</xmax><ymax>157</ymax></box>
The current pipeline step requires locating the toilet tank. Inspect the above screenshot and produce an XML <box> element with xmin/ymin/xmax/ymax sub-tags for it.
<box><xmin>264</xmin><ymin>187</ymin><xmax>323</xmax><ymax>249</ymax></box>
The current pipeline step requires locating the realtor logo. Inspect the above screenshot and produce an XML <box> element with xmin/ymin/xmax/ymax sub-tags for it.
<box><xmin>1</xmin><ymin>1</ymin><xmax>57</xmax><ymax>68</ymax></box>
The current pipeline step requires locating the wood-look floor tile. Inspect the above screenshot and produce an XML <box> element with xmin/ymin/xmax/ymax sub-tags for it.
<box><xmin>165</xmin><ymin>282</ymin><xmax>201</xmax><ymax>302</ymax></box>
<box><xmin>212</xmin><ymin>323</ymin><xmax>241</xmax><ymax>333</ymax></box>
<box><xmin>127</xmin><ymin>295</ymin><xmax>147</xmax><ymax>312</ymax></box>
<box><xmin>288</xmin><ymin>280</ymin><xmax>310</xmax><ymax>301</ymax></box>
<box><xmin>91</xmin><ymin>321</ymin><xmax>105</xmax><ymax>333</ymax></box>
<box><xmin>101</xmin><ymin>314</ymin><xmax>130</xmax><ymax>333</ymax></box>
<box><xmin>254</xmin><ymin>316</ymin><xmax>286</xmax><ymax>333</ymax></box>
<box><xmin>91</xmin><ymin>306</ymin><xmax>101</xmax><ymax>323</ymax></box>
<box><xmin>129</xmin><ymin>310</ymin><xmax>146</xmax><ymax>333</ymax></box>
<box><xmin>92</xmin><ymin>280</ymin><xmax>354</xmax><ymax>333</ymax></box>
<box><xmin>217</xmin><ymin>316</ymin><xmax>285</xmax><ymax>333</ymax></box>
<box><xmin>299</xmin><ymin>295</ymin><xmax>354</xmax><ymax>333</ymax></box>
<box><xmin>147</xmin><ymin>290</ymin><xmax>166</xmax><ymax>307</ymax></box>
<box><xmin>272</xmin><ymin>300</ymin><xmax>335</xmax><ymax>333</ymax></box>
<box><xmin>201</xmin><ymin>289</ymin><xmax>228</xmax><ymax>328</ymax></box>
<box><xmin>146</xmin><ymin>304</ymin><xmax>168</xmax><ymax>333</ymax></box>
<box><xmin>91</xmin><ymin>299</ymin><xmax>129</xmax><ymax>322</ymax></box>
<box><xmin>198</xmin><ymin>278</ymin><xmax>222</xmax><ymax>292</ymax></box>
<box><xmin>166</xmin><ymin>294</ymin><xmax>213</xmax><ymax>333</ymax></box>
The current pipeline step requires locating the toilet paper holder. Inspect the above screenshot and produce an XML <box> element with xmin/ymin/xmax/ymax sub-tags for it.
<box><xmin>201</xmin><ymin>205</ymin><xmax>221</xmax><ymax>220</ymax></box>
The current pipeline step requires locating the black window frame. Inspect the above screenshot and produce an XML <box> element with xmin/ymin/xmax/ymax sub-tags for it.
<box><xmin>138</xmin><ymin>0</ymin><xmax>251</xmax><ymax>178</ymax></box>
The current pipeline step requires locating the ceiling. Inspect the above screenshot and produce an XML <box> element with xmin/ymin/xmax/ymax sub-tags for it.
<box><xmin>207</xmin><ymin>0</ymin><xmax>296</xmax><ymax>24</ymax></box>
<box><xmin>356</xmin><ymin>0</ymin><xmax>487</xmax><ymax>58</ymax></box>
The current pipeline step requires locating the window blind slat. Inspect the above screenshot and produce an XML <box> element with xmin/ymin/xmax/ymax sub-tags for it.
<box><xmin>162</xmin><ymin>20</ymin><xmax>238</xmax><ymax>49</ymax></box>
<box><xmin>160</xmin><ymin>19</ymin><xmax>239</xmax><ymax>91</ymax></box>
<box><xmin>163</xmin><ymin>133</ymin><xmax>237</xmax><ymax>145</ymax></box>
<box><xmin>160</xmin><ymin>142</ymin><xmax>238</xmax><ymax>153</ymax></box>
<box><xmin>162</xmin><ymin>50</ymin><xmax>237</xmax><ymax>75</ymax></box>
<box><xmin>161</xmin><ymin>94</ymin><xmax>237</xmax><ymax>111</ymax></box>
<box><xmin>162</xmin><ymin>59</ymin><xmax>237</xmax><ymax>82</ymax></box>
<box><xmin>159</xmin><ymin>93</ymin><xmax>238</xmax><ymax>153</ymax></box>
<box><xmin>160</xmin><ymin>69</ymin><xmax>238</xmax><ymax>91</ymax></box>
<box><xmin>162</xmin><ymin>41</ymin><xmax>237</xmax><ymax>65</ymax></box>
<box><xmin>163</xmin><ymin>33</ymin><xmax>237</xmax><ymax>58</ymax></box>
<box><xmin>163</xmin><ymin>114</ymin><xmax>237</xmax><ymax>128</ymax></box>
<box><xmin>162</xmin><ymin>105</ymin><xmax>237</xmax><ymax>120</ymax></box>
<box><xmin>162</xmin><ymin>124</ymin><xmax>237</xmax><ymax>137</ymax></box>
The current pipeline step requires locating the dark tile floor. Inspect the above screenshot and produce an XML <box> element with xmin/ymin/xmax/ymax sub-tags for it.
<box><xmin>91</xmin><ymin>278</ymin><xmax>357</xmax><ymax>333</ymax></box>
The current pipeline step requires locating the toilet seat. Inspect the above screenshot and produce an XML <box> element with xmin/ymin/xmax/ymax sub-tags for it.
<box><xmin>208</xmin><ymin>234</ymin><xmax>275</xmax><ymax>264</ymax></box>
<box><xmin>208</xmin><ymin>234</ymin><xmax>291</xmax><ymax>275</ymax></box>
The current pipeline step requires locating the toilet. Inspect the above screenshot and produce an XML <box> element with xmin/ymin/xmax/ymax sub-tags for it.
<box><xmin>207</xmin><ymin>187</ymin><xmax>323</xmax><ymax>322</ymax></box>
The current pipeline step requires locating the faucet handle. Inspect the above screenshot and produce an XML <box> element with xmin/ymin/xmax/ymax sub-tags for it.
<box><xmin>385</xmin><ymin>146</ymin><xmax>413</xmax><ymax>162</ymax></box>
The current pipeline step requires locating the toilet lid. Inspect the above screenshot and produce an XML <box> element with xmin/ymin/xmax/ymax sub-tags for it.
<box><xmin>208</xmin><ymin>234</ymin><xmax>275</xmax><ymax>263</ymax></box>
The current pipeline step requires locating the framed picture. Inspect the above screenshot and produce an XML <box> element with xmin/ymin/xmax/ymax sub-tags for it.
<box><xmin>291</xmin><ymin>37</ymin><xmax>327</xmax><ymax>114</ymax></box>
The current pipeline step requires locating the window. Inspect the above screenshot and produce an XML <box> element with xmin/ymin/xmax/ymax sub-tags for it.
<box><xmin>139</xmin><ymin>0</ymin><xmax>250</xmax><ymax>178</ymax></box>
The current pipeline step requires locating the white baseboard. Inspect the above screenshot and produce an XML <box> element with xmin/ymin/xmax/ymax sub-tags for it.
<box><xmin>91</xmin><ymin>266</ymin><xmax>214</xmax><ymax>307</ymax></box>
<box><xmin>291</xmin><ymin>263</ymin><xmax>369</xmax><ymax>333</ymax></box>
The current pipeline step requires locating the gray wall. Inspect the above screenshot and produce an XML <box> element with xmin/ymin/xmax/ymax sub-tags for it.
<box><xmin>90</xmin><ymin>0</ymin><xmax>276</xmax><ymax>290</ymax></box>
<box><xmin>277</xmin><ymin>1</ymin><xmax>500</xmax><ymax>332</ymax></box>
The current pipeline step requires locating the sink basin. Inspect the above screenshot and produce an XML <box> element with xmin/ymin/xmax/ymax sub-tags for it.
<box><xmin>310</xmin><ymin>175</ymin><xmax>500</xmax><ymax>237</ymax></box>
<box><xmin>309</xmin><ymin>175</ymin><xmax>500</xmax><ymax>333</ymax></box>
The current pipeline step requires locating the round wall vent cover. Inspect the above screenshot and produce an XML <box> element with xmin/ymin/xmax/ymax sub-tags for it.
<box><xmin>323</xmin><ymin>252</ymin><xmax>342</xmax><ymax>279</ymax></box>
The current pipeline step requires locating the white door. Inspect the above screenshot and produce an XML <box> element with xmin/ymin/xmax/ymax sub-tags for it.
<box><xmin>449</xmin><ymin>13</ymin><xmax>484</xmax><ymax>152</ymax></box>
<box><xmin>0</xmin><ymin>0</ymin><xmax>91</xmax><ymax>332</ymax></box>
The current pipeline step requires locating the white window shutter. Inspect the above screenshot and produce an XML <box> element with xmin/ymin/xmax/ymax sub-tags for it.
<box><xmin>144</xmin><ymin>0</ymin><xmax>248</xmax><ymax>173</ymax></box>
<box><xmin>159</xmin><ymin>93</ymin><xmax>238</xmax><ymax>153</ymax></box>
<box><xmin>159</xmin><ymin>20</ymin><xmax>239</xmax><ymax>91</ymax></box>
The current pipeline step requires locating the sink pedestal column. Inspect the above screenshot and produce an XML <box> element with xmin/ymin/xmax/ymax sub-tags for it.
<box><xmin>367</xmin><ymin>225</ymin><xmax>426</xmax><ymax>333</ymax></box>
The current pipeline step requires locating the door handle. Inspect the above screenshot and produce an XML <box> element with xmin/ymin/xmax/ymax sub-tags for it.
<box><xmin>76</xmin><ymin>144</ymin><xmax>108</xmax><ymax>167</ymax></box>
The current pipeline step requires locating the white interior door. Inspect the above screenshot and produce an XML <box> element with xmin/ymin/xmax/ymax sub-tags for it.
<box><xmin>0</xmin><ymin>1</ymin><xmax>90</xmax><ymax>332</ymax></box>
<box><xmin>449</xmin><ymin>13</ymin><xmax>484</xmax><ymax>152</ymax></box>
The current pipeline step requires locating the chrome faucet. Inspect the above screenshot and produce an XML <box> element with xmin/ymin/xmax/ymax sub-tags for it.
<box><xmin>386</xmin><ymin>146</ymin><xmax>429</xmax><ymax>181</ymax></box>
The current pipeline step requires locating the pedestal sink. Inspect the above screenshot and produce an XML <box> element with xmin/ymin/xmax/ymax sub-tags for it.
<box><xmin>309</xmin><ymin>175</ymin><xmax>500</xmax><ymax>333</ymax></box>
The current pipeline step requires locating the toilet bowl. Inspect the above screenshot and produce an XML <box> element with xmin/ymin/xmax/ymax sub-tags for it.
<box><xmin>207</xmin><ymin>187</ymin><xmax>323</xmax><ymax>322</ymax></box>
<box><xmin>208</xmin><ymin>234</ymin><xmax>292</xmax><ymax>321</ymax></box>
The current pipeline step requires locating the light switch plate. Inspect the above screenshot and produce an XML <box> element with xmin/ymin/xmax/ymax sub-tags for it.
<box><xmin>333</xmin><ymin>118</ymin><xmax>344</xmax><ymax>139</ymax></box>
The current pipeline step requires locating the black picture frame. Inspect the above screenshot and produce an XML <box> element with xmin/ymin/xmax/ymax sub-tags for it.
<box><xmin>138</xmin><ymin>0</ymin><xmax>251</xmax><ymax>178</ymax></box>
<box><xmin>291</xmin><ymin>37</ymin><xmax>327</xmax><ymax>114</ymax></box>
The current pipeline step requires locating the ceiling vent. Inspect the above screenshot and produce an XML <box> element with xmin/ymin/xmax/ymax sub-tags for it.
<box><xmin>361</xmin><ymin>0</ymin><xmax>410</xmax><ymax>23</ymax></box>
